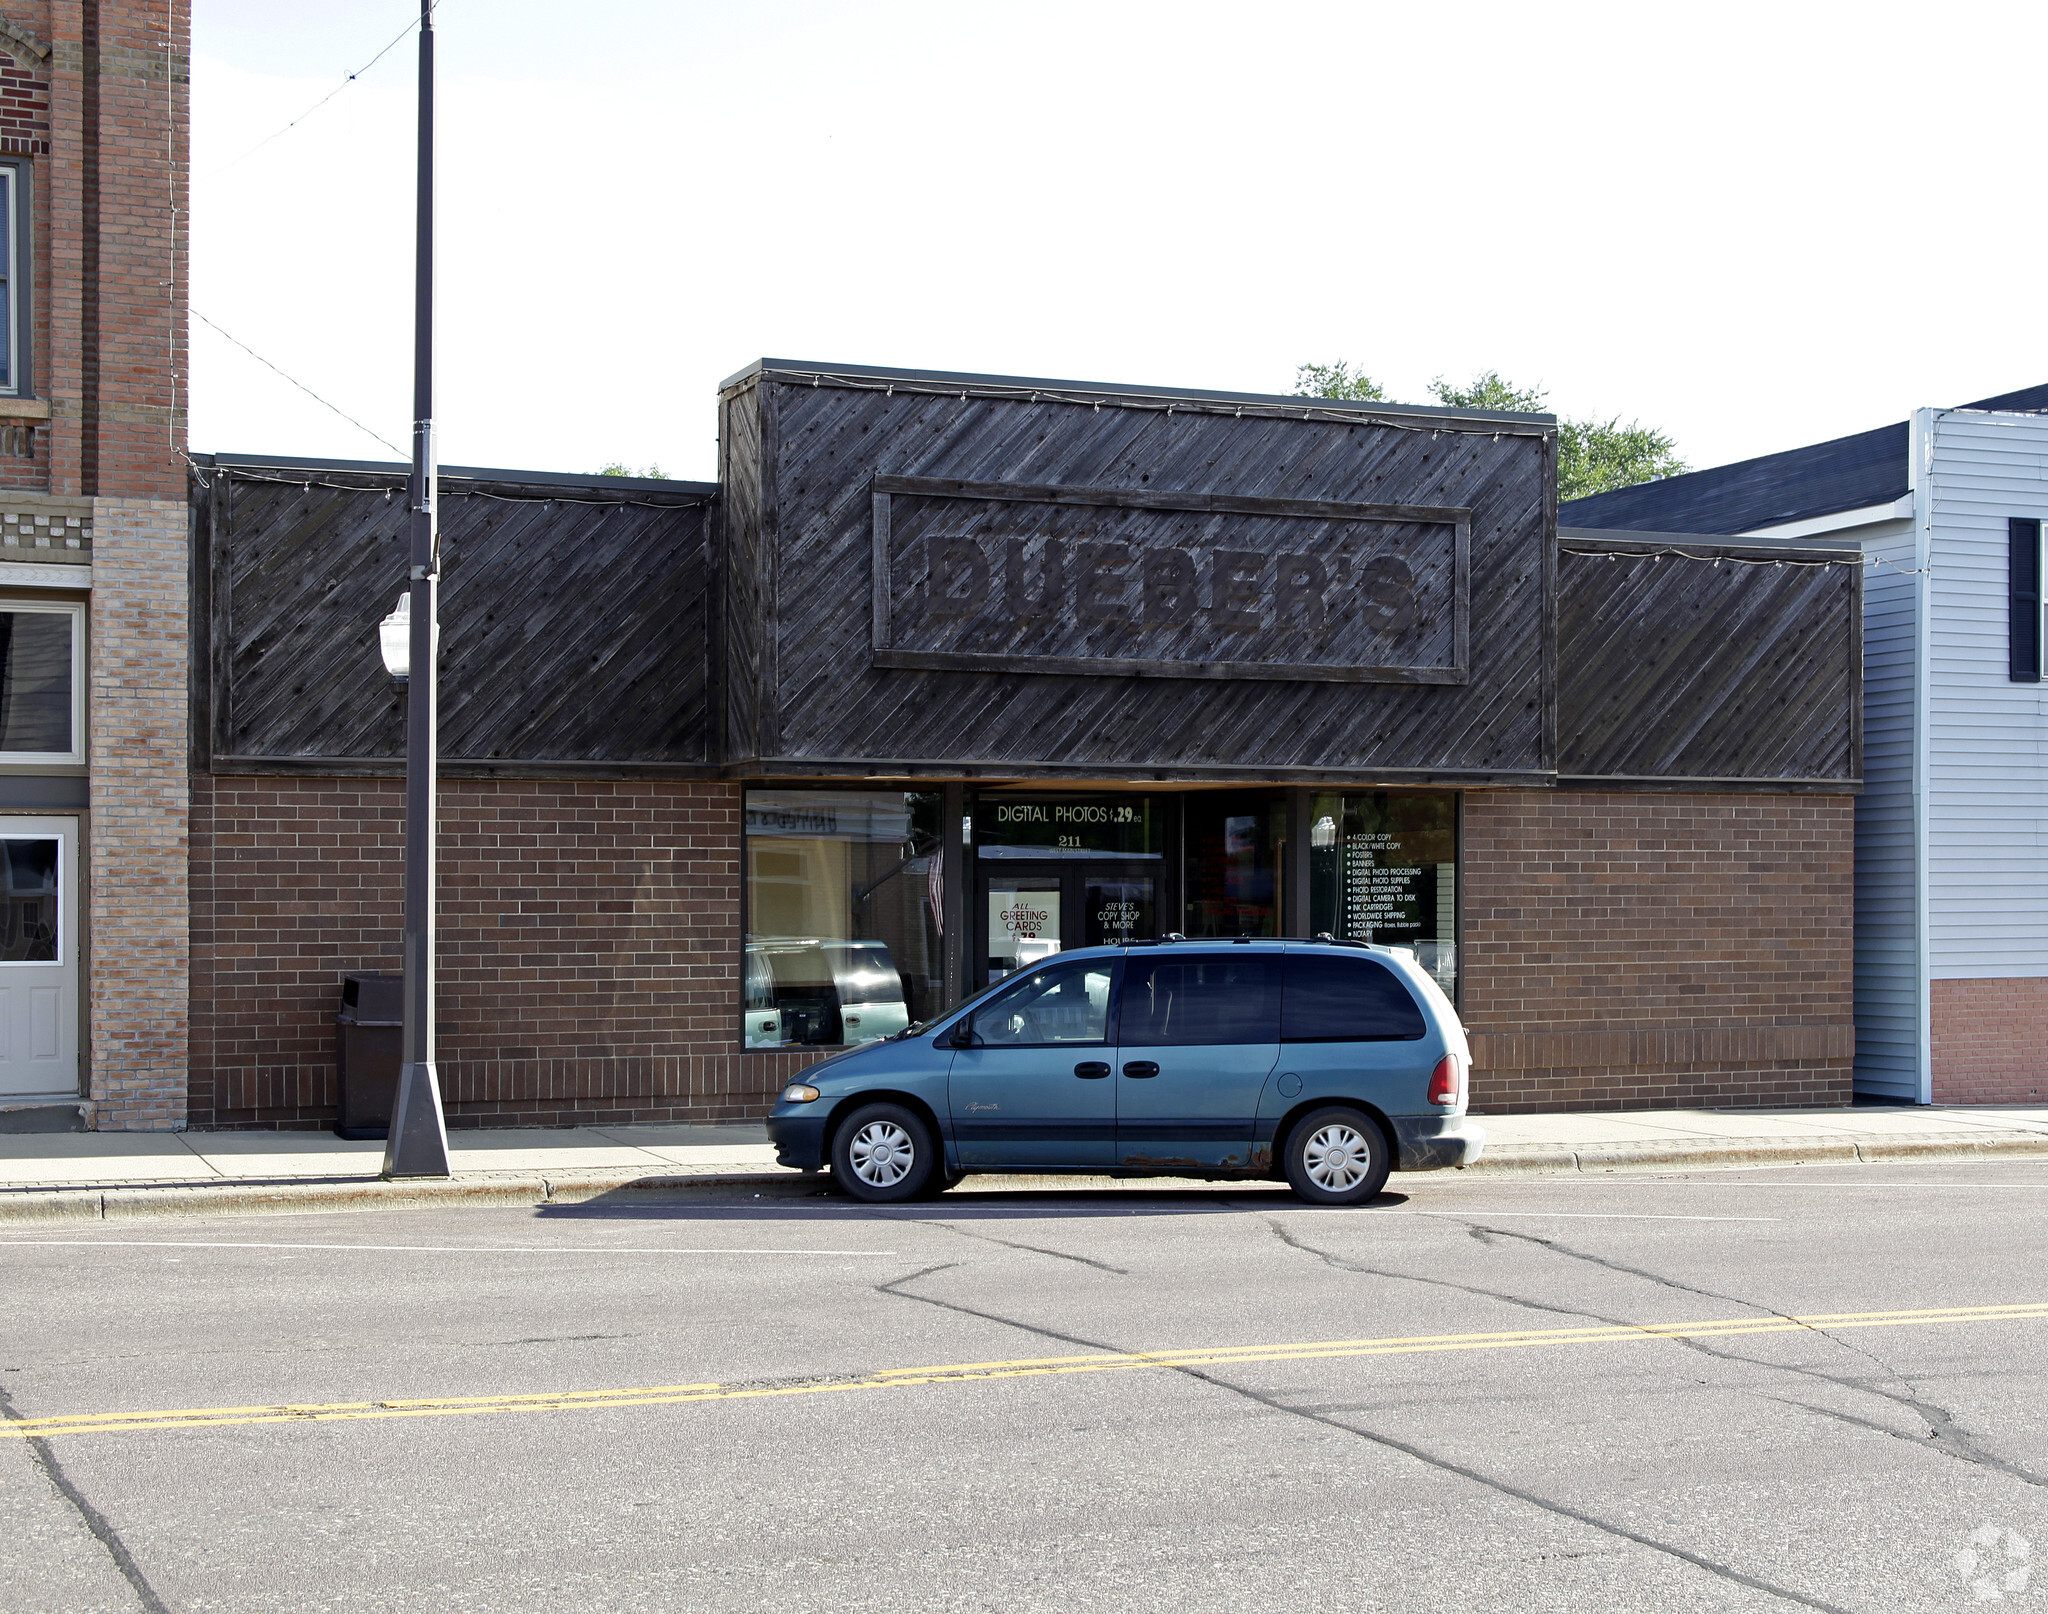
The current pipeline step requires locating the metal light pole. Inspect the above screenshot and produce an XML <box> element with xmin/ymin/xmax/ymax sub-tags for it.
<box><xmin>384</xmin><ymin>0</ymin><xmax>450</xmax><ymax>1178</ymax></box>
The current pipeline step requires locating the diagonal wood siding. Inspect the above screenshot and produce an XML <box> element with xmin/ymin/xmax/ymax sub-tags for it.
<box><xmin>1555</xmin><ymin>538</ymin><xmax>1860</xmax><ymax>782</ymax></box>
<box><xmin>198</xmin><ymin>463</ymin><xmax>717</xmax><ymax>768</ymax></box>
<box><xmin>722</xmin><ymin>367</ymin><xmax>1555</xmax><ymax>782</ymax></box>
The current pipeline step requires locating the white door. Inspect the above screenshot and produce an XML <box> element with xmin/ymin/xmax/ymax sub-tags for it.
<box><xmin>0</xmin><ymin>817</ymin><xmax>76</xmax><ymax>1096</ymax></box>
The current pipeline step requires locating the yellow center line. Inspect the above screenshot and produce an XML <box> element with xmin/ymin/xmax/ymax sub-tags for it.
<box><xmin>6</xmin><ymin>1301</ymin><xmax>2043</xmax><ymax>1441</ymax></box>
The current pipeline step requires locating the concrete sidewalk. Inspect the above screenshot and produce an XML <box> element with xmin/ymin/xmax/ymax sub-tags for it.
<box><xmin>2</xmin><ymin>1106</ymin><xmax>2046</xmax><ymax>1224</ymax></box>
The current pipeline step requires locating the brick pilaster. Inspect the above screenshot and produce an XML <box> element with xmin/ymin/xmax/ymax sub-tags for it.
<box><xmin>88</xmin><ymin>494</ymin><xmax>187</xmax><ymax>1127</ymax></box>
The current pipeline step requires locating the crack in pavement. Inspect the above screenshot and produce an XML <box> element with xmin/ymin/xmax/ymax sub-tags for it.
<box><xmin>1266</xmin><ymin>1210</ymin><xmax>2046</xmax><ymax>1494</ymax></box>
<box><xmin>1452</xmin><ymin>1218</ymin><xmax>2048</xmax><ymax>1493</ymax></box>
<box><xmin>872</xmin><ymin>1261</ymin><xmax>1854</xmax><ymax>1613</ymax></box>
<box><xmin>0</xmin><ymin>1382</ymin><xmax>173</xmax><ymax>1613</ymax></box>
<box><xmin>899</xmin><ymin>1216</ymin><xmax>1131</xmax><ymax>1275</ymax></box>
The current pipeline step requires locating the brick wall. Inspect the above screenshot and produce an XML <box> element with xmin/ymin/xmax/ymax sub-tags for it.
<box><xmin>1931</xmin><ymin>978</ymin><xmax>2048</xmax><ymax>1105</ymax></box>
<box><xmin>49</xmin><ymin>0</ymin><xmax>188</xmax><ymax>501</ymax></box>
<box><xmin>87</xmin><ymin>495</ymin><xmax>187</xmax><ymax>1128</ymax></box>
<box><xmin>190</xmin><ymin>776</ymin><xmax>822</xmax><ymax>1130</ymax></box>
<box><xmin>1460</xmin><ymin>790</ymin><xmax>1855</xmax><ymax>1112</ymax></box>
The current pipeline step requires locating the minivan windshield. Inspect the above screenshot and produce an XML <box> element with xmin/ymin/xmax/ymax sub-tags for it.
<box><xmin>893</xmin><ymin>971</ymin><xmax>1020</xmax><ymax>1039</ymax></box>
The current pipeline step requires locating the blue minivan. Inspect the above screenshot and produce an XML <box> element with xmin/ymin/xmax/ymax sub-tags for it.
<box><xmin>765</xmin><ymin>937</ymin><xmax>1483</xmax><ymax>1206</ymax></box>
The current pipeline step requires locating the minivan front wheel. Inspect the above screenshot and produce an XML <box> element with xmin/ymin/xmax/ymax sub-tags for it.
<box><xmin>1282</xmin><ymin>1107</ymin><xmax>1391</xmax><ymax>1206</ymax></box>
<box><xmin>830</xmin><ymin>1102</ymin><xmax>938</xmax><ymax>1203</ymax></box>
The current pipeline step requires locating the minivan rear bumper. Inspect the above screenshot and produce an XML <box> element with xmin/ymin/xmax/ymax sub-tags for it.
<box><xmin>1392</xmin><ymin>1115</ymin><xmax>1485</xmax><ymax>1172</ymax></box>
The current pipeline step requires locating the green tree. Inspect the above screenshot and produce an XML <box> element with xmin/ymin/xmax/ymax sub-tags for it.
<box><xmin>1292</xmin><ymin>360</ymin><xmax>1384</xmax><ymax>402</ymax></box>
<box><xmin>597</xmin><ymin>461</ymin><xmax>670</xmax><ymax>480</ymax></box>
<box><xmin>1295</xmin><ymin>364</ymin><xmax>1686</xmax><ymax>501</ymax></box>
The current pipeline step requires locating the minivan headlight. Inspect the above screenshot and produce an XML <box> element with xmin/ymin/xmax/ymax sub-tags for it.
<box><xmin>780</xmin><ymin>1083</ymin><xmax>821</xmax><ymax>1104</ymax></box>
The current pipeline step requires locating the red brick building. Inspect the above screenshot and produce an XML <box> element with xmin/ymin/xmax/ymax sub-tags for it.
<box><xmin>175</xmin><ymin>361</ymin><xmax>1863</xmax><ymax>1133</ymax></box>
<box><xmin>0</xmin><ymin>0</ymin><xmax>188</xmax><ymax>1131</ymax></box>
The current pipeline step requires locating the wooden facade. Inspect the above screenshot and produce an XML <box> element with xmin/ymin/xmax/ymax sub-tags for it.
<box><xmin>192</xmin><ymin>372</ymin><xmax>1860</xmax><ymax>792</ymax></box>
<box><xmin>1557</xmin><ymin>531</ymin><xmax>1861</xmax><ymax>788</ymax></box>
<box><xmin>718</xmin><ymin>364</ymin><xmax>1556</xmax><ymax>784</ymax></box>
<box><xmin>191</xmin><ymin>454</ymin><xmax>718</xmax><ymax>775</ymax></box>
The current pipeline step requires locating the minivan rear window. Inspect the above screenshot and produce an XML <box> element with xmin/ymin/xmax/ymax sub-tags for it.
<box><xmin>1282</xmin><ymin>954</ymin><xmax>1426</xmax><ymax>1042</ymax></box>
<box><xmin>1118</xmin><ymin>955</ymin><xmax>1279</xmax><ymax>1046</ymax></box>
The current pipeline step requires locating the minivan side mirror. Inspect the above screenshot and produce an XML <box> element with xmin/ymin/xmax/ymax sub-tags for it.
<box><xmin>943</xmin><ymin>1021</ymin><xmax>976</xmax><ymax>1049</ymax></box>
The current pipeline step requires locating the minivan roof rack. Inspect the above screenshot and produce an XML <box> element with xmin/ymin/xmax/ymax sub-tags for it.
<box><xmin>1308</xmin><ymin>933</ymin><xmax>1376</xmax><ymax>950</ymax></box>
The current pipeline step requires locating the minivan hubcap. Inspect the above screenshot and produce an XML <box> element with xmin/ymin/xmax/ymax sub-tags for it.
<box><xmin>1304</xmin><ymin>1124</ymin><xmax>1372</xmax><ymax>1191</ymax></box>
<box><xmin>850</xmin><ymin>1121</ymin><xmax>914</xmax><ymax>1186</ymax></box>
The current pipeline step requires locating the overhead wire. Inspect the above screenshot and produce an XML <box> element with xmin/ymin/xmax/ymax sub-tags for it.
<box><xmin>191</xmin><ymin>311</ymin><xmax>405</xmax><ymax>457</ymax></box>
<box><xmin>202</xmin><ymin>9</ymin><xmax>426</xmax><ymax>181</ymax></box>
<box><xmin>193</xmin><ymin>10</ymin><xmax>452</xmax><ymax>465</ymax></box>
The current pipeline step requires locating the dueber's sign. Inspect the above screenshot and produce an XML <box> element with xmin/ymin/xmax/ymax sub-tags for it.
<box><xmin>870</xmin><ymin>476</ymin><xmax>1469</xmax><ymax>684</ymax></box>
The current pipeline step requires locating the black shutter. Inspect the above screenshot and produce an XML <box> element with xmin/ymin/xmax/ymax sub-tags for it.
<box><xmin>2013</xmin><ymin>517</ymin><xmax>2042</xmax><ymax>683</ymax></box>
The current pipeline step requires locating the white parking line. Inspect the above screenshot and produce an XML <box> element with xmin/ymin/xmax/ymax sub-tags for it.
<box><xmin>0</xmin><ymin>1240</ymin><xmax>898</xmax><ymax>1256</ymax></box>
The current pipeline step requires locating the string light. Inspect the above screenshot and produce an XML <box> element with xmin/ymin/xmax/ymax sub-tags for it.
<box><xmin>212</xmin><ymin>467</ymin><xmax>709</xmax><ymax>512</ymax></box>
<box><xmin>1560</xmin><ymin>545</ymin><xmax>1921</xmax><ymax>575</ymax></box>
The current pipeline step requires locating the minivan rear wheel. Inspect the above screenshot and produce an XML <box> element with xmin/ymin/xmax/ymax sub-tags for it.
<box><xmin>1282</xmin><ymin>1106</ymin><xmax>1391</xmax><ymax>1206</ymax></box>
<box><xmin>830</xmin><ymin>1102</ymin><xmax>938</xmax><ymax>1204</ymax></box>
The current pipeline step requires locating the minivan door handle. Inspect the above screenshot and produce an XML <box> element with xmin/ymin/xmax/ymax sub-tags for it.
<box><xmin>1073</xmin><ymin>1061</ymin><xmax>1111</xmax><ymax>1079</ymax></box>
<box><xmin>1121</xmin><ymin>1061</ymin><xmax>1160</xmax><ymax>1079</ymax></box>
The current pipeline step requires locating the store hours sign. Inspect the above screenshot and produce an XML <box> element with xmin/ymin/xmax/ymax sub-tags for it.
<box><xmin>870</xmin><ymin>475</ymin><xmax>1470</xmax><ymax>685</ymax></box>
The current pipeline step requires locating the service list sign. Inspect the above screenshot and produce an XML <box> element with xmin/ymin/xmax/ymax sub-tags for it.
<box><xmin>871</xmin><ymin>476</ymin><xmax>1470</xmax><ymax>685</ymax></box>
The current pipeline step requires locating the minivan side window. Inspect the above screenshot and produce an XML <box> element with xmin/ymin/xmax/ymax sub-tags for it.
<box><xmin>1119</xmin><ymin>955</ymin><xmax>1280</xmax><ymax>1046</ymax></box>
<box><xmin>1282</xmin><ymin>954</ymin><xmax>1426</xmax><ymax>1042</ymax></box>
<box><xmin>970</xmin><ymin>958</ymin><xmax>1113</xmax><ymax>1046</ymax></box>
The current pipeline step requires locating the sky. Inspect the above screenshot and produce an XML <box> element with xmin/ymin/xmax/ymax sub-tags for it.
<box><xmin>190</xmin><ymin>0</ymin><xmax>2048</xmax><ymax>484</ymax></box>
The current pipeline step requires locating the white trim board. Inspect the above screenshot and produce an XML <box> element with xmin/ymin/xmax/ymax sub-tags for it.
<box><xmin>0</xmin><ymin>562</ymin><xmax>89</xmax><ymax>590</ymax></box>
<box><xmin>1743</xmin><ymin>496</ymin><xmax>1916</xmax><ymax>542</ymax></box>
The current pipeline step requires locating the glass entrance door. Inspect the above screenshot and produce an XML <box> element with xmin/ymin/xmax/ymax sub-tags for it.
<box><xmin>970</xmin><ymin>791</ymin><xmax>1170</xmax><ymax>988</ymax></box>
<box><xmin>975</xmin><ymin>862</ymin><xmax>1159</xmax><ymax>987</ymax></box>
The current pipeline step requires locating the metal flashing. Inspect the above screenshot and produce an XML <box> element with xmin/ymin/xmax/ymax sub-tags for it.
<box><xmin>194</xmin><ymin>452</ymin><xmax>715</xmax><ymax>499</ymax></box>
<box><xmin>722</xmin><ymin>357</ymin><xmax>1557</xmax><ymax>431</ymax></box>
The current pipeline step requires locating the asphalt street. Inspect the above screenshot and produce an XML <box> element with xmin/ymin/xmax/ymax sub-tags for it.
<box><xmin>4</xmin><ymin>1159</ymin><xmax>2047</xmax><ymax>1613</ymax></box>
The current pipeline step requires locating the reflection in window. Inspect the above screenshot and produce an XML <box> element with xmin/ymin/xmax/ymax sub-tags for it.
<box><xmin>743</xmin><ymin>790</ymin><xmax>942</xmax><ymax>1047</ymax></box>
<box><xmin>1184</xmin><ymin>793</ymin><xmax>1286</xmax><ymax>937</ymax></box>
<box><xmin>970</xmin><ymin>958</ymin><xmax>1111</xmax><ymax>1046</ymax></box>
<box><xmin>0</xmin><ymin>610</ymin><xmax>73</xmax><ymax>756</ymax></box>
<box><xmin>1308</xmin><ymin>791</ymin><xmax>1457</xmax><ymax>996</ymax></box>
<box><xmin>0</xmin><ymin>837</ymin><xmax>57</xmax><ymax>962</ymax></box>
<box><xmin>0</xmin><ymin>164</ymin><xmax>16</xmax><ymax>393</ymax></box>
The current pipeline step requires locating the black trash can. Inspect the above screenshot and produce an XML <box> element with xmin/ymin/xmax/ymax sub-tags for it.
<box><xmin>334</xmin><ymin>973</ymin><xmax>404</xmax><ymax>1139</ymax></box>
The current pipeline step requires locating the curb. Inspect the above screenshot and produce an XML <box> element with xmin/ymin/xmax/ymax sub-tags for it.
<box><xmin>3</xmin><ymin>1131</ymin><xmax>2047</xmax><ymax>1223</ymax></box>
<box><xmin>1461</xmin><ymin>1132</ymin><xmax>2048</xmax><ymax>1176</ymax></box>
<box><xmin>0</xmin><ymin>1170</ymin><xmax>835</xmax><ymax>1225</ymax></box>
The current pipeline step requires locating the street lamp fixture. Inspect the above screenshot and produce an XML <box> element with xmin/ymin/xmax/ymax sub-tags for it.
<box><xmin>379</xmin><ymin>593</ymin><xmax>411</xmax><ymax>685</ymax></box>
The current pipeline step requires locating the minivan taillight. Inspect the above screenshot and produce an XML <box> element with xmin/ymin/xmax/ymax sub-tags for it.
<box><xmin>1428</xmin><ymin>1055</ymin><xmax>1460</xmax><ymax>1106</ymax></box>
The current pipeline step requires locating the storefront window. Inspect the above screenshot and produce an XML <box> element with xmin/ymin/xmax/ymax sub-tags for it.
<box><xmin>1307</xmin><ymin>791</ymin><xmax>1458</xmax><ymax>996</ymax></box>
<box><xmin>743</xmin><ymin>790</ymin><xmax>943</xmax><ymax>1048</ymax></box>
<box><xmin>1184</xmin><ymin>793</ymin><xmax>1287</xmax><ymax>938</ymax></box>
